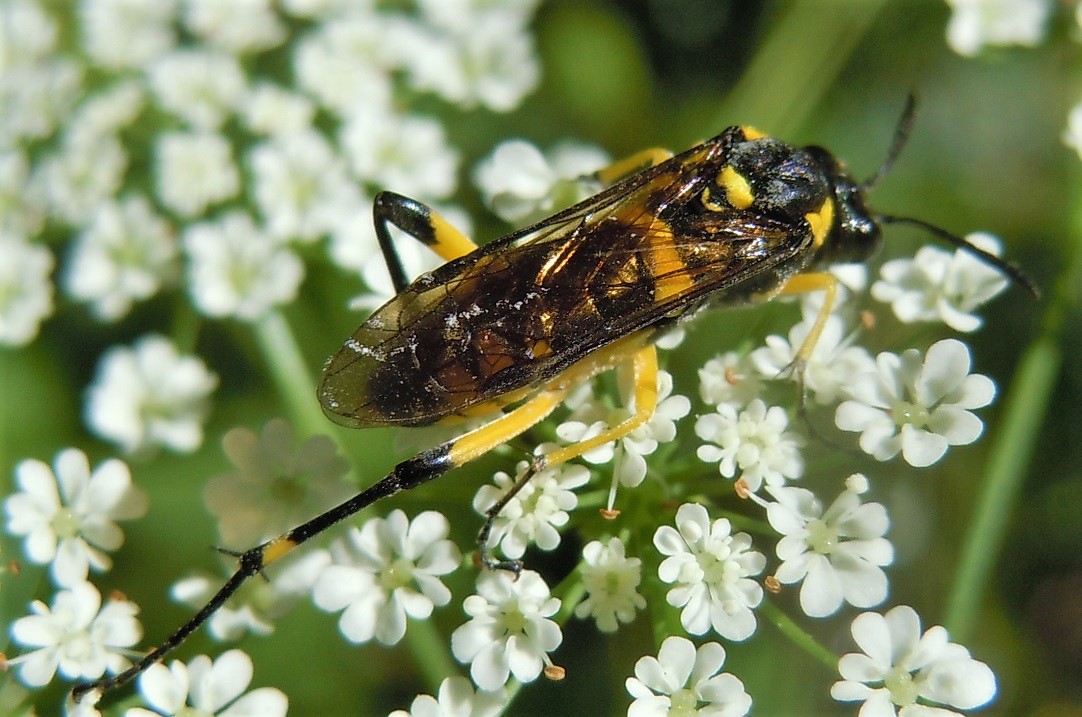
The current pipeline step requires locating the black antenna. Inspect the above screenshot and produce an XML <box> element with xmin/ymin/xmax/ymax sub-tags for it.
<box><xmin>862</xmin><ymin>93</ymin><xmax>918</xmax><ymax>191</ymax></box>
<box><xmin>864</xmin><ymin>94</ymin><xmax>1039</xmax><ymax>299</ymax></box>
<box><xmin>879</xmin><ymin>214</ymin><xmax>1040</xmax><ymax>298</ymax></box>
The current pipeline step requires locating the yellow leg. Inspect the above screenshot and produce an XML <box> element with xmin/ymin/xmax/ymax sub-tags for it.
<box><xmin>542</xmin><ymin>345</ymin><xmax>659</xmax><ymax>467</ymax></box>
<box><xmin>776</xmin><ymin>271</ymin><xmax>838</xmax><ymax>362</ymax></box>
<box><xmin>446</xmin><ymin>387</ymin><xmax>569</xmax><ymax>467</ymax></box>
<box><xmin>595</xmin><ymin>148</ymin><xmax>674</xmax><ymax>185</ymax></box>
<box><xmin>374</xmin><ymin>191</ymin><xmax>479</xmax><ymax>292</ymax></box>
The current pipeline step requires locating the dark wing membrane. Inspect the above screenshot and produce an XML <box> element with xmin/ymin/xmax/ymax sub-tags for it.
<box><xmin>320</xmin><ymin>137</ymin><xmax>812</xmax><ymax>427</ymax></box>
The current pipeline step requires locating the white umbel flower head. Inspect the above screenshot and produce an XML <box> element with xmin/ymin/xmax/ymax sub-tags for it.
<box><xmin>388</xmin><ymin>676</ymin><xmax>506</xmax><ymax>717</ymax></box>
<box><xmin>831</xmin><ymin>605</ymin><xmax>997</xmax><ymax>716</ymax></box>
<box><xmin>85</xmin><ymin>334</ymin><xmax>218</xmax><ymax>454</ymax></box>
<box><xmin>127</xmin><ymin>649</ymin><xmax>288</xmax><ymax>717</ymax></box>
<box><xmin>653</xmin><ymin>503</ymin><xmax>766</xmax><ymax>641</ymax></box>
<box><xmin>945</xmin><ymin>0</ymin><xmax>1050</xmax><ymax>56</ymax></box>
<box><xmin>695</xmin><ymin>399</ymin><xmax>803</xmax><ymax>493</ymax></box>
<box><xmin>202</xmin><ymin>418</ymin><xmax>351</xmax><ymax>549</ymax></box>
<box><xmin>625</xmin><ymin>636</ymin><xmax>752</xmax><ymax>717</ymax></box>
<box><xmin>698</xmin><ymin>351</ymin><xmax>764</xmax><ymax>408</ymax></box>
<box><xmin>147</xmin><ymin>50</ymin><xmax>247</xmax><ymax>130</ymax></box>
<box><xmin>766</xmin><ymin>482</ymin><xmax>893</xmax><ymax>618</ymax></box>
<box><xmin>313</xmin><ymin>510</ymin><xmax>461</xmax><ymax>646</ymax></box>
<box><xmin>835</xmin><ymin>339</ymin><xmax>995</xmax><ymax>467</ymax></box>
<box><xmin>574</xmin><ymin>537</ymin><xmax>646</xmax><ymax>633</ymax></box>
<box><xmin>0</xmin><ymin>232</ymin><xmax>53</xmax><ymax>346</ymax></box>
<box><xmin>9</xmin><ymin>581</ymin><xmax>142</xmax><ymax>688</ymax></box>
<box><xmin>184</xmin><ymin>211</ymin><xmax>304</xmax><ymax>320</ymax></box>
<box><xmin>450</xmin><ymin>570</ymin><xmax>562</xmax><ymax>692</ymax></box>
<box><xmin>155</xmin><ymin>131</ymin><xmax>240</xmax><ymax>217</ymax></box>
<box><xmin>870</xmin><ymin>234</ymin><xmax>1010</xmax><ymax>333</ymax></box>
<box><xmin>247</xmin><ymin>130</ymin><xmax>359</xmax><ymax>244</ymax></box>
<box><xmin>750</xmin><ymin>315</ymin><xmax>875</xmax><ymax>404</ymax></box>
<box><xmin>473</xmin><ymin>455</ymin><xmax>589</xmax><ymax>560</ymax></box>
<box><xmin>4</xmin><ymin>448</ymin><xmax>148</xmax><ymax>587</ymax></box>
<box><xmin>78</xmin><ymin>0</ymin><xmax>178</xmax><ymax>69</ymax></box>
<box><xmin>65</xmin><ymin>195</ymin><xmax>177</xmax><ymax>322</ymax></box>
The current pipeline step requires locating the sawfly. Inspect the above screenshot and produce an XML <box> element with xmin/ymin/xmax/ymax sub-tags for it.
<box><xmin>74</xmin><ymin>96</ymin><xmax>1035</xmax><ymax>701</ymax></box>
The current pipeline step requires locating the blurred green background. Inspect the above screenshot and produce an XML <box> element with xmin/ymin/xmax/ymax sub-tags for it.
<box><xmin>2</xmin><ymin>0</ymin><xmax>1080</xmax><ymax>714</ymax></box>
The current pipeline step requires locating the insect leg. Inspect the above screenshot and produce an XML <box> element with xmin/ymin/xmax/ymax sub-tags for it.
<box><xmin>373</xmin><ymin>190</ymin><xmax>479</xmax><ymax>292</ymax></box>
<box><xmin>775</xmin><ymin>271</ymin><xmax>839</xmax><ymax>365</ymax></box>
<box><xmin>594</xmin><ymin>148</ymin><xmax>674</xmax><ymax>185</ymax></box>
<box><xmin>476</xmin><ymin>346</ymin><xmax>660</xmax><ymax>569</ymax></box>
<box><xmin>72</xmin><ymin>387</ymin><xmax>568</xmax><ymax>701</ymax></box>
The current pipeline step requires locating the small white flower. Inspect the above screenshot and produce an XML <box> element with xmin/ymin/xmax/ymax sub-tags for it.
<box><xmin>0</xmin><ymin>149</ymin><xmax>46</xmax><ymax>237</ymax></box>
<box><xmin>0</xmin><ymin>232</ymin><xmax>53</xmax><ymax>346</ymax></box>
<box><xmin>147</xmin><ymin>50</ymin><xmax>247</xmax><ymax>130</ymax></box>
<box><xmin>416</xmin><ymin>0</ymin><xmax>539</xmax><ymax>34</ymax></box>
<box><xmin>473</xmin><ymin>454</ymin><xmax>589</xmax><ymax>560</ymax></box>
<box><xmin>1</xmin><ymin>0</ymin><xmax>58</xmax><ymax>62</ymax></box>
<box><xmin>5</xmin><ymin>448</ymin><xmax>147</xmax><ymax>587</ymax></box>
<box><xmin>182</xmin><ymin>0</ymin><xmax>286</xmax><ymax>54</ymax></box>
<box><xmin>1064</xmin><ymin>100</ymin><xmax>1082</xmax><ymax>161</ymax></box>
<box><xmin>750</xmin><ymin>315</ymin><xmax>876</xmax><ymax>404</ymax></box>
<box><xmin>556</xmin><ymin>370</ymin><xmax>690</xmax><ymax>501</ymax></box>
<box><xmin>71</xmin><ymin>81</ymin><xmax>146</xmax><ymax>138</ymax></box>
<box><xmin>450</xmin><ymin>569</ymin><xmax>562</xmax><ymax>692</ymax></box>
<box><xmin>766</xmin><ymin>482</ymin><xmax>893</xmax><ymax>618</ymax></box>
<box><xmin>574</xmin><ymin>538</ymin><xmax>646</xmax><ymax>633</ymax></box>
<box><xmin>65</xmin><ymin>195</ymin><xmax>177</xmax><ymax>321</ymax></box>
<box><xmin>79</xmin><ymin>0</ymin><xmax>178</xmax><ymax>69</ymax></box>
<box><xmin>831</xmin><ymin>606</ymin><xmax>997</xmax><ymax>716</ymax></box>
<box><xmin>389</xmin><ymin>676</ymin><xmax>506</xmax><ymax>717</ymax></box>
<box><xmin>695</xmin><ymin>399</ymin><xmax>803</xmax><ymax>493</ymax></box>
<box><xmin>9</xmin><ymin>581</ymin><xmax>142</xmax><ymax>687</ymax></box>
<box><xmin>698</xmin><ymin>351</ymin><xmax>764</xmax><ymax>408</ymax></box>
<box><xmin>653</xmin><ymin>503</ymin><xmax>766</xmax><ymax>641</ymax></box>
<box><xmin>835</xmin><ymin>339</ymin><xmax>995</xmax><ymax>467</ymax></box>
<box><xmin>247</xmin><ymin>130</ymin><xmax>360</xmax><ymax>244</ymax></box>
<box><xmin>126</xmin><ymin>649</ymin><xmax>288</xmax><ymax>717</ymax></box>
<box><xmin>474</xmin><ymin>139</ymin><xmax>608</xmax><ymax>224</ymax></box>
<box><xmin>340</xmin><ymin>109</ymin><xmax>459</xmax><ymax>201</ymax></box>
<box><xmin>403</xmin><ymin>13</ymin><xmax>540</xmax><ymax>112</ymax></box>
<box><xmin>870</xmin><ymin>235</ymin><xmax>1010</xmax><ymax>332</ymax></box>
<box><xmin>155</xmin><ymin>131</ymin><xmax>240</xmax><ymax>217</ymax></box>
<box><xmin>202</xmin><ymin>419</ymin><xmax>352</xmax><ymax>549</ymax></box>
<box><xmin>292</xmin><ymin>17</ymin><xmax>393</xmax><ymax>115</ymax></box>
<box><xmin>625</xmin><ymin>636</ymin><xmax>752</xmax><ymax>717</ymax></box>
<box><xmin>313</xmin><ymin>510</ymin><xmax>461</xmax><ymax>646</ymax></box>
<box><xmin>184</xmin><ymin>211</ymin><xmax>305</xmax><ymax>320</ymax></box>
<box><xmin>36</xmin><ymin>128</ymin><xmax>127</xmax><ymax>226</ymax></box>
<box><xmin>172</xmin><ymin>549</ymin><xmax>330</xmax><ymax>641</ymax></box>
<box><xmin>945</xmin><ymin>0</ymin><xmax>1051</xmax><ymax>56</ymax></box>
<box><xmin>242</xmin><ymin>82</ymin><xmax>316</xmax><ymax>137</ymax></box>
<box><xmin>85</xmin><ymin>334</ymin><xmax>218</xmax><ymax>454</ymax></box>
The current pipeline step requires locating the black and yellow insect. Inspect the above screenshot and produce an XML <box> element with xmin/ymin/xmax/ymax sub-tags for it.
<box><xmin>73</xmin><ymin>98</ymin><xmax>1034</xmax><ymax>701</ymax></box>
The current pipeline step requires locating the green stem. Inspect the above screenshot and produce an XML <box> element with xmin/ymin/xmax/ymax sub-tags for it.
<box><xmin>404</xmin><ymin>618</ymin><xmax>459</xmax><ymax>693</ymax></box>
<box><xmin>945</xmin><ymin>229</ymin><xmax>1081</xmax><ymax>638</ymax></box>
<box><xmin>251</xmin><ymin>310</ymin><xmax>327</xmax><ymax>441</ymax></box>
<box><xmin>759</xmin><ymin>599</ymin><xmax>837</xmax><ymax>670</ymax></box>
<box><xmin>716</xmin><ymin>0</ymin><xmax>889</xmax><ymax>135</ymax></box>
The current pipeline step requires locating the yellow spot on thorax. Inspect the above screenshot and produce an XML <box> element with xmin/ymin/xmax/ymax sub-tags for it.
<box><xmin>739</xmin><ymin>125</ymin><xmax>768</xmax><ymax>141</ymax></box>
<box><xmin>804</xmin><ymin>197</ymin><xmax>834</xmax><ymax>248</ymax></box>
<box><xmin>719</xmin><ymin>166</ymin><xmax>754</xmax><ymax>210</ymax></box>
